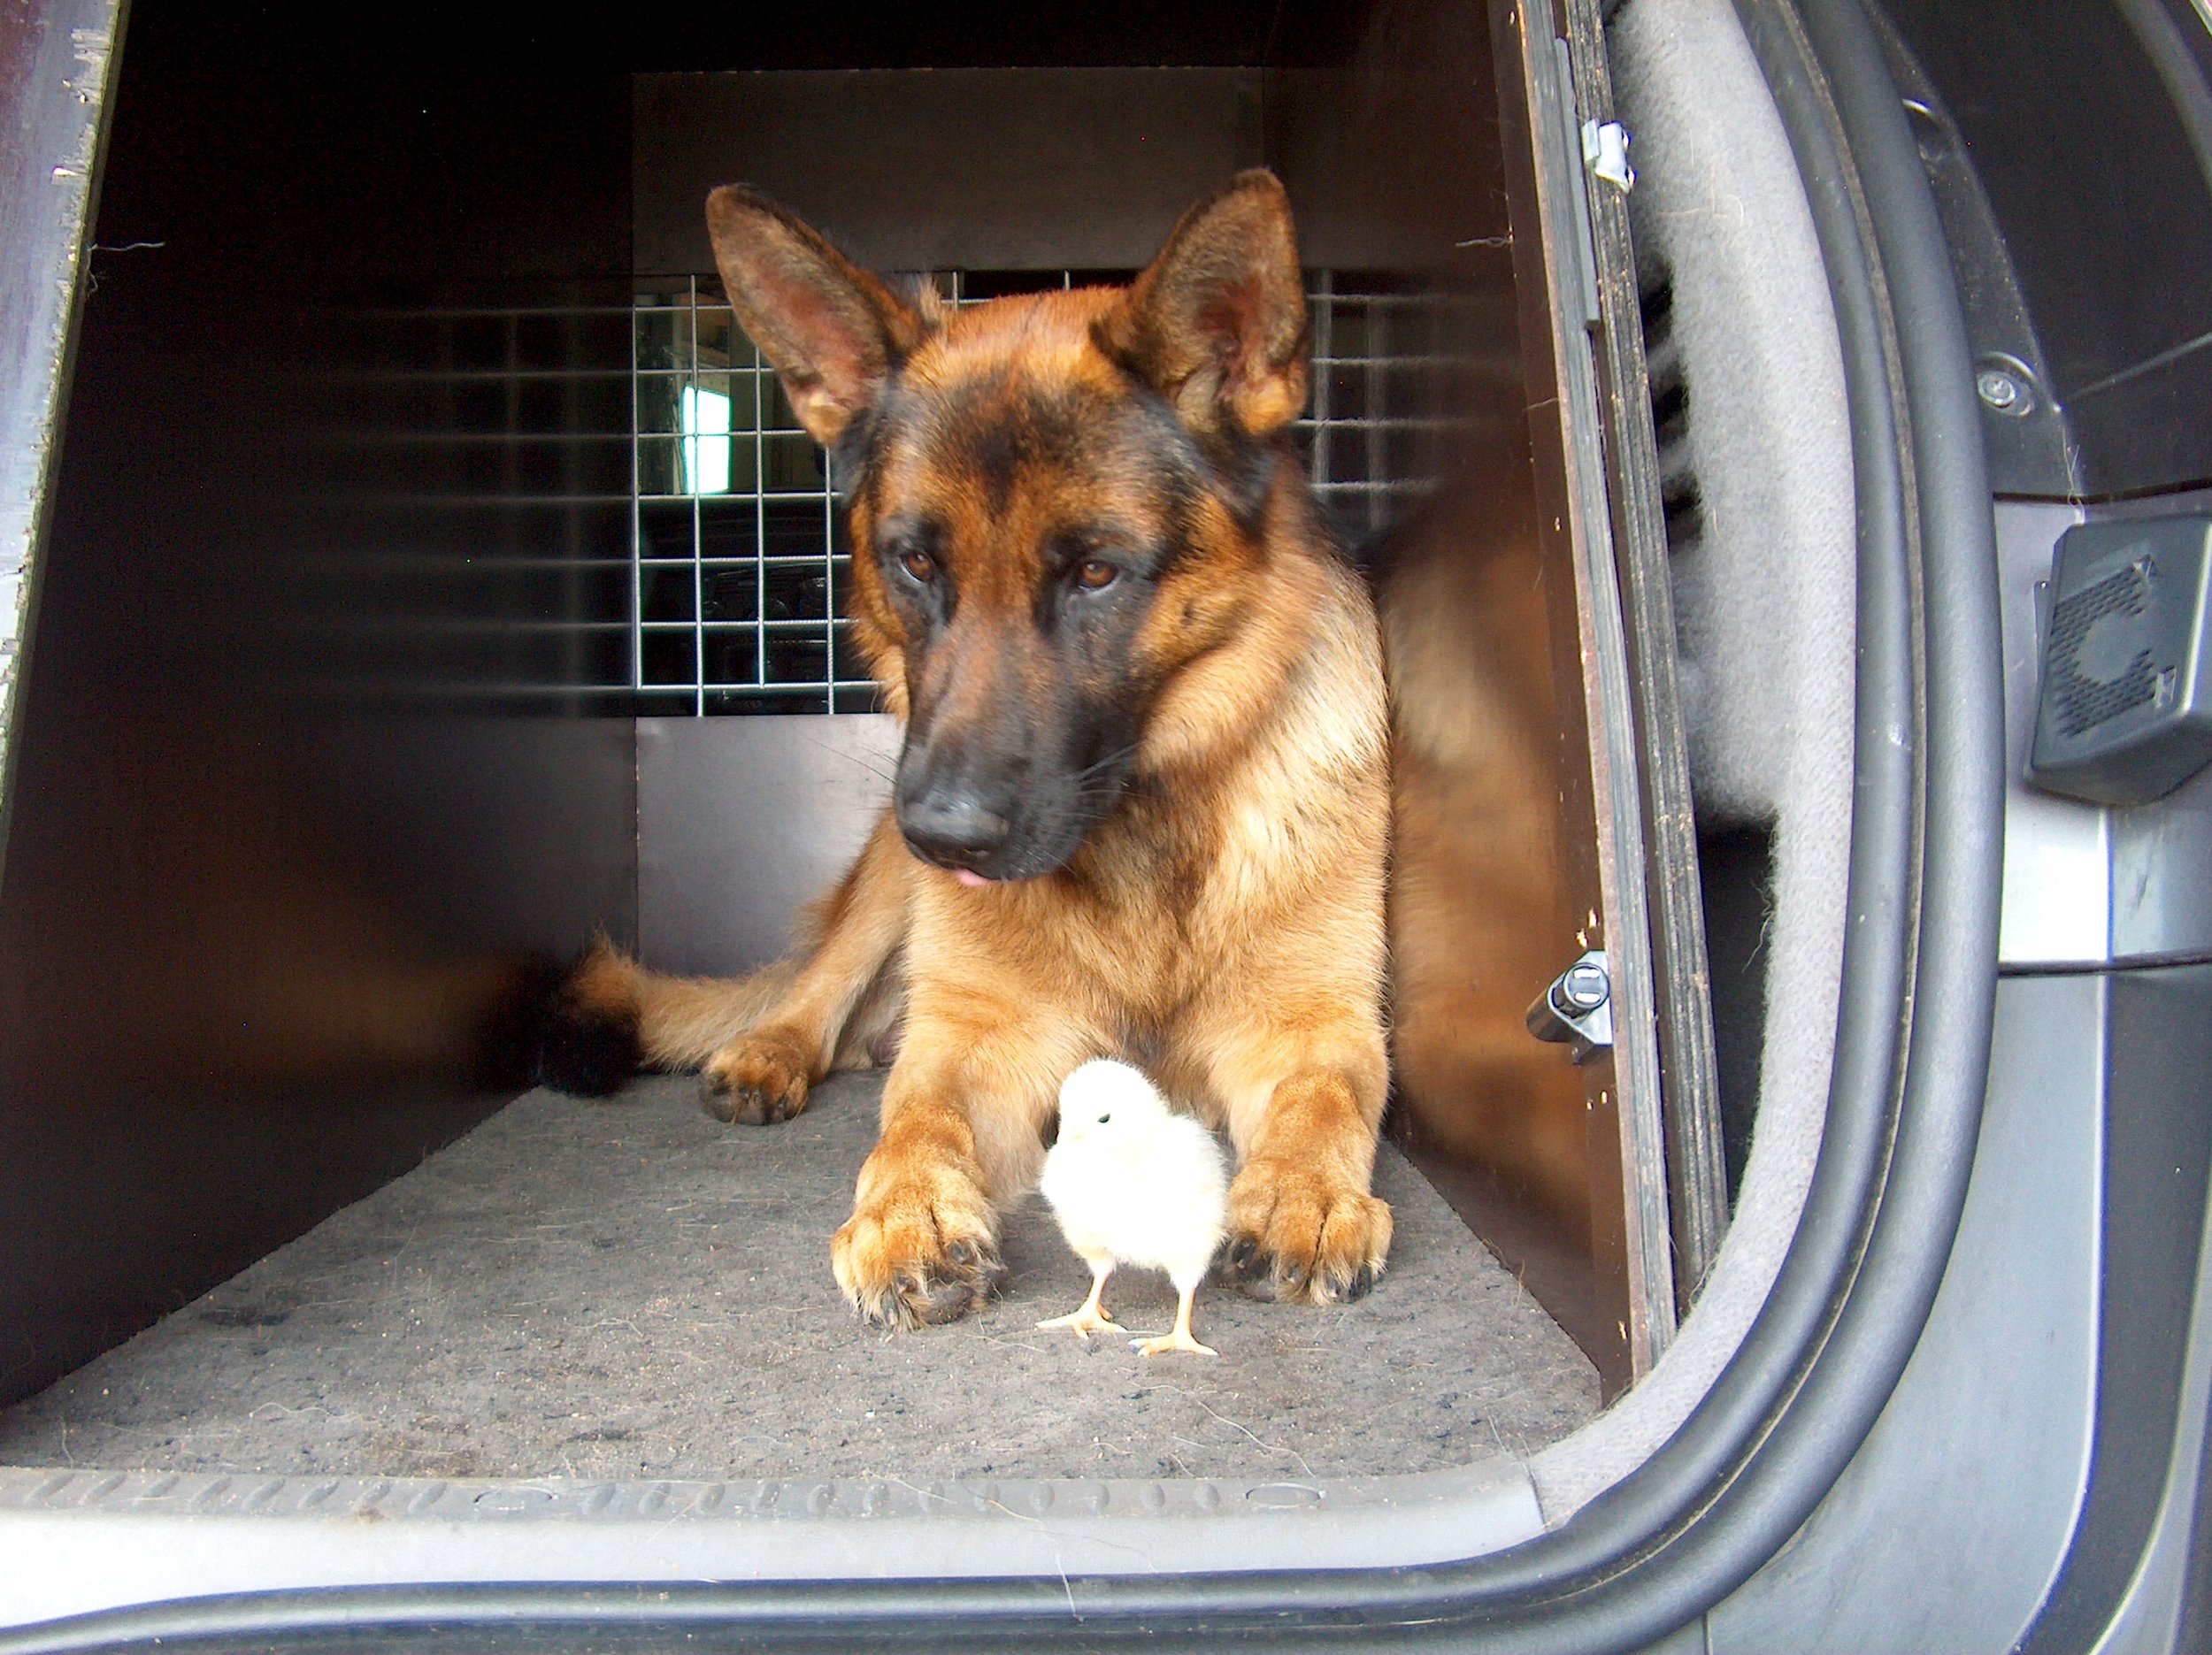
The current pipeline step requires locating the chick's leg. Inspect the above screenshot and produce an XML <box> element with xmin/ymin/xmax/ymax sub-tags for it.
<box><xmin>1037</xmin><ymin>1260</ymin><xmax>1116</xmax><ymax>1340</ymax></box>
<box><xmin>1133</xmin><ymin>1276</ymin><xmax>1217</xmax><ymax>1358</ymax></box>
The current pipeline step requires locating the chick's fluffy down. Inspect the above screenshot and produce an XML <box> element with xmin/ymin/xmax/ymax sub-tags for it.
<box><xmin>1040</xmin><ymin>1059</ymin><xmax>1230</xmax><ymax>1287</ymax></box>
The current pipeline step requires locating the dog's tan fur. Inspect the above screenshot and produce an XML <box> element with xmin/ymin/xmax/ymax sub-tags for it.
<box><xmin>561</xmin><ymin>173</ymin><xmax>1393</xmax><ymax>1326</ymax></box>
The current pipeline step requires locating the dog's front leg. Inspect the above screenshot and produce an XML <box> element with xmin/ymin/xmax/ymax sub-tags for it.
<box><xmin>1207</xmin><ymin>1020</ymin><xmax>1394</xmax><ymax>1306</ymax></box>
<box><xmin>701</xmin><ymin>813</ymin><xmax>910</xmax><ymax>1125</ymax></box>
<box><xmin>830</xmin><ymin>1005</ymin><xmax>1072</xmax><ymax>1328</ymax></box>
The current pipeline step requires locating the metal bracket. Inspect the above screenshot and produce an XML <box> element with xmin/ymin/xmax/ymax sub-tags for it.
<box><xmin>1581</xmin><ymin>119</ymin><xmax>1635</xmax><ymax>191</ymax></box>
<box><xmin>1546</xmin><ymin>38</ymin><xmax>1605</xmax><ymax>330</ymax></box>
<box><xmin>1526</xmin><ymin>949</ymin><xmax>1615</xmax><ymax>1063</ymax></box>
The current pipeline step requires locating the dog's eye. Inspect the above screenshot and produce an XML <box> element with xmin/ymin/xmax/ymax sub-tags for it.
<box><xmin>1073</xmin><ymin>559</ymin><xmax>1119</xmax><ymax>592</ymax></box>
<box><xmin>899</xmin><ymin>548</ymin><xmax>938</xmax><ymax>584</ymax></box>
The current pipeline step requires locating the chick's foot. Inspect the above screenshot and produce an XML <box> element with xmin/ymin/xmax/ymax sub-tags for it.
<box><xmin>1132</xmin><ymin>1286</ymin><xmax>1217</xmax><ymax>1357</ymax></box>
<box><xmin>1133</xmin><ymin>1329</ymin><xmax>1218</xmax><ymax>1358</ymax></box>
<box><xmin>1037</xmin><ymin>1303</ymin><xmax>1117</xmax><ymax>1340</ymax></box>
<box><xmin>1037</xmin><ymin>1268</ymin><xmax>1116</xmax><ymax>1339</ymax></box>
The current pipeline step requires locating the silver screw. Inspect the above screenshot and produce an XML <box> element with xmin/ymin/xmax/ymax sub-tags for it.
<box><xmin>1977</xmin><ymin>369</ymin><xmax>2024</xmax><ymax>413</ymax></box>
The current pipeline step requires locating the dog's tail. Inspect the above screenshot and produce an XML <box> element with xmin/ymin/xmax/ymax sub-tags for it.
<box><xmin>536</xmin><ymin>937</ymin><xmax>804</xmax><ymax>1097</ymax></box>
<box><xmin>539</xmin><ymin>814</ymin><xmax>914</xmax><ymax>1098</ymax></box>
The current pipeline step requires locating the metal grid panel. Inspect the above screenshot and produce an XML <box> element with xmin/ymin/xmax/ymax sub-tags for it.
<box><xmin>1302</xmin><ymin>273</ymin><xmax>1485</xmax><ymax>545</ymax></box>
<box><xmin>634</xmin><ymin>273</ymin><xmax>879</xmax><ymax>717</ymax></box>
<box><xmin>312</xmin><ymin>293</ymin><xmax>639</xmax><ymax>710</ymax></box>
<box><xmin>633</xmin><ymin>272</ymin><xmax>1477</xmax><ymax>715</ymax></box>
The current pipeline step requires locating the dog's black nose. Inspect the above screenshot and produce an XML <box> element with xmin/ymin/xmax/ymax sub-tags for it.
<box><xmin>898</xmin><ymin>786</ymin><xmax>1015</xmax><ymax>870</ymax></box>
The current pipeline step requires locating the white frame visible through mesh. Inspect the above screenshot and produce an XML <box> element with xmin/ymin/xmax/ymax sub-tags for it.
<box><xmin>633</xmin><ymin>273</ymin><xmax>865</xmax><ymax>716</ymax></box>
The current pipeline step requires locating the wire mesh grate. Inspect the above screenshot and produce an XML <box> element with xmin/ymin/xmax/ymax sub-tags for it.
<box><xmin>307</xmin><ymin>289</ymin><xmax>640</xmax><ymax>711</ymax></box>
<box><xmin>632</xmin><ymin>271</ymin><xmax>1484</xmax><ymax>716</ymax></box>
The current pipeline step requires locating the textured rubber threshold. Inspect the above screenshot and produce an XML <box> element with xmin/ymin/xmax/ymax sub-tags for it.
<box><xmin>0</xmin><ymin>1073</ymin><xmax>1596</xmax><ymax>1483</ymax></box>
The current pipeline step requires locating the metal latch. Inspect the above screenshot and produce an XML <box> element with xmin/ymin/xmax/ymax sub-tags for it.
<box><xmin>1582</xmin><ymin>119</ymin><xmax>1635</xmax><ymax>191</ymax></box>
<box><xmin>1526</xmin><ymin>949</ymin><xmax>1614</xmax><ymax>1063</ymax></box>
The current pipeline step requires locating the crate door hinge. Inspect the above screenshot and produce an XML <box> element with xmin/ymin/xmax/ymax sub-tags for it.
<box><xmin>1527</xmin><ymin>949</ymin><xmax>1614</xmax><ymax>1063</ymax></box>
<box><xmin>1545</xmin><ymin>42</ymin><xmax>1635</xmax><ymax>335</ymax></box>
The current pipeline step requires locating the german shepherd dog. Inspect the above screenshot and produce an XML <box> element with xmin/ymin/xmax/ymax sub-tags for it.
<box><xmin>544</xmin><ymin>171</ymin><xmax>1393</xmax><ymax>1329</ymax></box>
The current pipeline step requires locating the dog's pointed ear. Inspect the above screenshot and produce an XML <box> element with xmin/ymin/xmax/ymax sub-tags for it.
<box><xmin>1098</xmin><ymin>170</ymin><xmax>1310</xmax><ymax>441</ymax></box>
<box><xmin>705</xmin><ymin>185</ymin><xmax>925</xmax><ymax>447</ymax></box>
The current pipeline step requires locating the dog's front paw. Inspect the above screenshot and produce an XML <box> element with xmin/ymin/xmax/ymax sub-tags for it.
<box><xmin>1217</xmin><ymin>1158</ymin><xmax>1393</xmax><ymax>1305</ymax></box>
<box><xmin>831</xmin><ymin>1151</ymin><xmax>1003</xmax><ymax>1328</ymax></box>
<box><xmin>700</xmin><ymin>1033</ymin><xmax>812</xmax><ymax>1125</ymax></box>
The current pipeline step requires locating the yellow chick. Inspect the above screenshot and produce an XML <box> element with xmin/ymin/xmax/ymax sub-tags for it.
<box><xmin>1036</xmin><ymin>1058</ymin><xmax>1230</xmax><ymax>1357</ymax></box>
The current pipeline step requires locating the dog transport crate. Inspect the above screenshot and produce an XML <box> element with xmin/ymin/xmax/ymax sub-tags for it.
<box><xmin>0</xmin><ymin>0</ymin><xmax>2039</xmax><ymax>1645</ymax></box>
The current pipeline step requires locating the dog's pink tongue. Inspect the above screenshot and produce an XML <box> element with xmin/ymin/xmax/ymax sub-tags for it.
<box><xmin>952</xmin><ymin>868</ymin><xmax>994</xmax><ymax>887</ymax></box>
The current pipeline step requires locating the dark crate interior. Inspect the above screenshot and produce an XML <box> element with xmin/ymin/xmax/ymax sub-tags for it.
<box><xmin>0</xmin><ymin>0</ymin><xmax>1629</xmax><ymax>1479</ymax></box>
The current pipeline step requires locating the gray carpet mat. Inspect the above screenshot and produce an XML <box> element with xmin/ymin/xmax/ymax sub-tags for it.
<box><xmin>0</xmin><ymin>1074</ymin><xmax>1598</xmax><ymax>1483</ymax></box>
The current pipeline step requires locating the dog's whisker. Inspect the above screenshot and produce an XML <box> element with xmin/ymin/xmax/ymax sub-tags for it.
<box><xmin>1068</xmin><ymin>744</ymin><xmax>1141</xmax><ymax>783</ymax></box>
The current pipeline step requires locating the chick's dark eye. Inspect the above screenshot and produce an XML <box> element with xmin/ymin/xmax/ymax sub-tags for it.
<box><xmin>1074</xmin><ymin>559</ymin><xmax>1118</xmax><ymax>591</ymax></box>
<box><xmin>899</xmin><ymin>548</ymin><xmax>937</xmax><ymax>584</ymax></box>
<box><xmin>1096</xmin><ymin>1113</ymin><xmax>1110</xmax><ymax>1124</ymax></box>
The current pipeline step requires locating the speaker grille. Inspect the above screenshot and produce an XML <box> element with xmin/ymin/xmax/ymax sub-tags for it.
<box><xmin>2050</xmin><ymin>561</ymin><xmax>2157</xmax><ymax>737</ymax></box>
